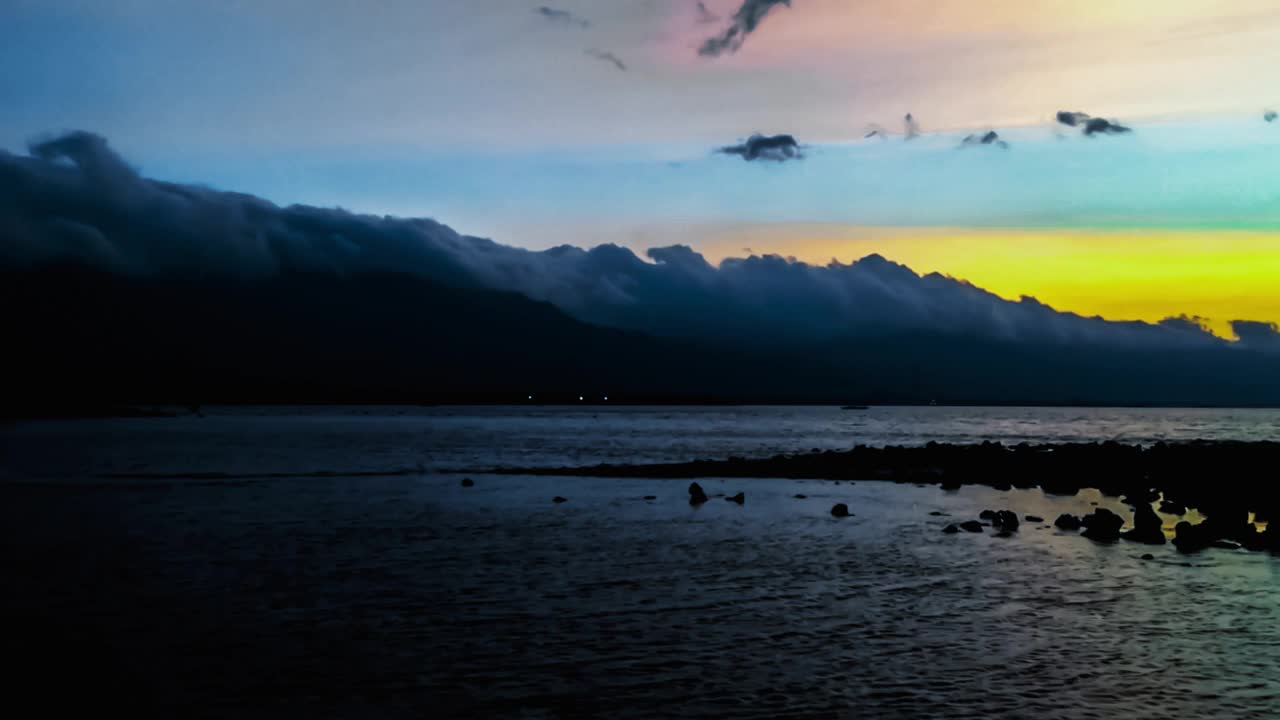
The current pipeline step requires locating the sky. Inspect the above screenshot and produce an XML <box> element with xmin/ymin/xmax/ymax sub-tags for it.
<box><xmin>3</xmin><ymin>0</ymin><xmax>1279</xmax><ymax>334</ymax></box>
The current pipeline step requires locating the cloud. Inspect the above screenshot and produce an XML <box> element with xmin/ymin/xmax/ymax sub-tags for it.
<box><xmin>2</xmin><ymin>131</ymin><xmax>1276</xmax><ymax>359</ymax></box>
<box><xmin>904</xmin><ymin>113</ymin><xmax>921</xmax><ymax>140</ymax></box>
<box><xmin>534</xmin><ymin>6</ymin><xmax>589</xmax><ymax>28</ymax></box>
<box><xmin>1057</xmin><ymin>110</ymin><xmax>1132</xmax><ymax>136</ymax></box>
<box><xmin>584</xmin><ymin>48</ymin><xmax>627</xmax><ymax>71</ymax></box>
<box><xmin>1083</xmin><ymin>118</ymin><xmax>1132</xmax><ymax>136</ymax></box>
<box><xmin>716</xmin><ymin>133</ymin><xmax>802</xmax><ymax>161</ymax></box>
<box><xmin>1056</xmin><ymin>111</ymin><xmax>1092</xmax><ymax>127</ymax></box>
<box><xmin>1231</xmin><ymin>320</ymin><xmax>1280</xmax><ymax>351</ymax></box>
<box><xmin>960</xmin><ymin>131</ymin><xmax>1009</xmax><ymax>149</ymax></box>
<box><xmin>699</xmin><ymin>0</ymin><xmax>791</xmax><ymax>57</ymax></box>
<box><xmin>695</xmin><ymin>1</ymin><xmax>719</xmax><ymax>24</ymax></box>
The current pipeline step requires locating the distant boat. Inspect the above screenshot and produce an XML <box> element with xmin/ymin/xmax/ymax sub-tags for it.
<box><xmin>841</xmin><ymin>405</ymin><xmax>870</xmax><ymax>410</ymax></box>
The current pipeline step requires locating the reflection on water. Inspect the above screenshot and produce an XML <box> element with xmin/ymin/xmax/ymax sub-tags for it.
<box><xmin>3</xmin><ymin>405</ymin><xmax>1279</xmax><ymax>480</ymax></box>
<box><xmin>5</xmin><ymin>474</ymin><xmax>1280</xmax><ymax>717</ymax></box>
<box><xmin>3</xmin><ymin>407</ymin><xmax>1280</xmax><ymax>716</ymax></box>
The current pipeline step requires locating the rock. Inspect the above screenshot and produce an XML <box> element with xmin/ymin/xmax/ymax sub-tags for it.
<box><xmin>1158</xmin><ymin>499</ymin><xmax>1186</xmax><ymax>516</ymax></box>
<box><xmin>959</xmin><ymin>520</ymin><xmax>984</xmax><ymax>533</ymax></box>
<box><xmin>794</xmin><ymin>494</ymin><xmax>807</xmax><ymax>499</ymax></box>
<box><xmin>929</xmin><ymin>511</ymin><xmax>949</xmax><ymax>516</ymax></box>
<box><xmin>643</xmin><ymin>495</ymin><xmax>657</xmax><ymax>500</ymax></box>
<box><xmin>831</xmin><ymin>503</ymin><xmax>851</xmax><ymax>518</ymax></box>
<box><xmin>1025</xmin><ymin>515</ymin><xmax>1044</xmax><ymax>523</ymax></box>
<box><xmin>460</xmin><ymin>478</ymin><xmax>474</xmax><ymax>487</ymax></box>
<box><xmin>1055</xmin><ymin>514</ymin><xmax>1082</xmax><ymax>530</ymax></box>
<box><xmin>942</xmin><ymin>524</ymin><xmax>960</xmax><ymax>534</ymax></box>
<box><xmin>726</xmin><ymin>492</ymin><xmax>745</xmax><ymax>505</ymax></box>
<box><xmin>979</xmin><ymin>510</ymin><xmax>998</xmax><ymax>520</ymax></box>
<box><xmin>1081</xmin><ymin>508</ymin><xmax>1124</xmax><ymax>542</ymax></box>
<box><xmin>1141</xmin><ymin>553</ymin><xmax>1155</xmax><ymax>561</ymax></box>
<box><xmin>992</xmin><ymin>510</ymin><xmax>1019</xmax><ymax>531</ymax></box>
<box><xmin>1173</xmin><ymin>521</ymin><xmax>1211</xmax><ymax>553</ymax></box>
<box><xmin>994</xmin><ymin>529</ymin><xmax>1014</xmax><ymax>538</ymax></box>
<box><xmin>688</xmin><ymin>482</ymin><xmax>709</xmax><ymax>505</ymax></box>
<box><xmin>552</xmin><ymin>496</ymin><xmax>568</xmax><ymax>503</ymax></box>
<box><xmin>1121</xmin><ymin>503</ymin><xmax>1166</xmax><ymax>545</ymax></box>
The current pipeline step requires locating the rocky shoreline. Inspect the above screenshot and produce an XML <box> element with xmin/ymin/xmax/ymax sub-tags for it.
<box><xmin>481</xmin><ymin>440</ymin><xmax>1280</xmax><ymax>554</ymax></box>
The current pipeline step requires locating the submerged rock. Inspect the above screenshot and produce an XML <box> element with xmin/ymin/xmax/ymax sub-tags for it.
<box><xmin>831</xmin><ymin>503</ymin><xmax>851</xmax><ymax>518</ymax></box>
<box><xmin>460</xmin><ymin>478</ymin><xmax>475</xmax><ymax>487</ymax></box>
<box><xmin>1141</xmin><ymin>553</ymin><xmax>1155</xmax><ymax>561</ymax></box>
<box><xmin>726</xmin><ymin>492</ymin><xmax>745</xmax><ymax>505</ymax></box>
<box><xmin>643</xmin><ymin>495</ymin><xmax>657</xmax><ymax>500</ymax></box>
<box><xmin>688</xmin><ymin>482</ymin><xmax>709</xmax><ymax>505</ymax></box>
<box><xmin>1055</xmin><ymin>513</ymin><xmax>1082</xmax><ymax>530</ymax></box>
<box><xmin>1081</xmin><ymin>509</ymin><xmax>1124</xmax><ymax>542</ymax></box>
<box><xmin>943</xmin><ymin>524</ymin><xmax>960</xmax><ymax>534</ymax></box>
<box><xmin>959</xmin><ymin>520</ymin><xmax>984</xmax><ymax>533</ymax></box>
<box><xmin>794</xmin><ymin>494</ymin><xmax>808</xmax><ymax>499</ymax></box>
<box><xmin>1025</xmin><ymin>515</ymin><xmax>1045</xmax><ymax>523</ymax></box>
<box><xmin>552</xmin><ymin>496</ymin><xmax>568</xmax><ymax>503</ymax></box>
<box><xmin>1122</xmin><ymin>503</ymin><xmax>1166</xmax><ymax>545</ymax></box>
<box><xmin>929</xmin><ymin>511</ymin><xmax>949</xmax><ymax>516</ymax></box>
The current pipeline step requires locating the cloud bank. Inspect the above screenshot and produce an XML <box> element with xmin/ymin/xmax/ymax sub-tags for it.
<box><xmin>699</xmin><ymin>0</ymin><xmax>791</xmax><ymax>57</ymax></box>
<box><xmin>1</xmin><ymin>131</ymin><xmax>1274</xmax><ymax>356</ymax></box>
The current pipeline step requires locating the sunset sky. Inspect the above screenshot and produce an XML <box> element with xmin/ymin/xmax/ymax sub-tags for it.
<box><xmin>4</xmin><ymin>0</ymin><xmax>1278</xmax><ymax>335</ymax></box>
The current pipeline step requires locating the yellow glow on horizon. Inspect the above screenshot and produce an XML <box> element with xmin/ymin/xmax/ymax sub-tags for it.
<box><xmin>696</xmin><ymin>226</ymin><xmax>1280</xmax><ymax>338</ymax></box>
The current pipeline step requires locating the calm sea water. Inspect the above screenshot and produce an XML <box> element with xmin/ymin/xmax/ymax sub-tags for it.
<box><xmin>3</xmin><ymin>404</ymin><xmax>1279</xmax><ymax>480</ymax></box>
<box><xmin>4</xmin><ymin>406</ymin><xmax>1280</xmax><ymax>717</ymax></box>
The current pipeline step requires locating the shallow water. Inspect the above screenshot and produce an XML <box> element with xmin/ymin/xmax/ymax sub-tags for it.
<box><xmin>4</xmin><ymin>407</ymin><xmax>1280</xmax><ymax>717</ymax></box>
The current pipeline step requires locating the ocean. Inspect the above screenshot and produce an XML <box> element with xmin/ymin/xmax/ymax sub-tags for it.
<box><xmin>4</xmin><ymin>405</ymin><xmax>1280</xmax><ymax>717</ymax></box>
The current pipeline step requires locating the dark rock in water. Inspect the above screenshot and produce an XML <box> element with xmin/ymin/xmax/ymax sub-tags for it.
<box><xmin>831</xmin><ymin>503</ymin><xmax>851</xmax><ymax>518</ymax></box>
<box><xmin>1025</xmin><ymin>515</ymin><xmax>1044</xmax><ymax>523</ymax></box>
<box><xmin>460</xmin><ymin>478</ymin><xmax>475</xmax><ymax>487</ymax></box>
<box><xmin>929</xmin><ymin>511</ymin><xmax>949</xmax><ymax>516</ymax></box>
<box><xmin>991</xmin><ymin>510</ymin><xmax>1020</xmax><ymax>531</ymax></box>
<box><xmin>943</xmin><ymin>524</ymin><xmax>960</xmax><ymax>534</ymax></box>
<box><xmin>1081</xmin><ymin>509</ymin><xmax>1124</xmax><ymax>542</ymax></box>
<box><xmin>1122</xmin><ymin>503</ymin><xmax>1166</xmax><ymax>545</ymax></box>
<box><xmin>1159</xmin><ymin>499</ymin><xmax>1186</xmax><ymax>516</ymax></box>
<box><xmin>643</xmin><ymin>495</ymin><xmax>657</xmax><ymax>500</ymax></box>
<box><xmin>1055</xmin><ymin>513</ymin><xmax>1083</xmax><ymax>530</ymax></box>
<box><xmin>1173</xmin><ymin>521</ymin><xmax>1211</xmax><ymax>553</ymax></box>
<box><xmin>995</xmin><ymin>529</ymin><xmax>1014</xmax><ymax>538</ymax></box>
<box><xmin>688</xmin><ymin>482</ymin><xmax>709</xmax><ymax>505</ymax></box>
<box><xmin>979</xmin><ymin>510</ymin><xmax>998</xmax><ymax>520</ymax></box>
<box><xmin>1141</xmin><ymin>553</ymin><xmax>1155</xmax><ymax>561</ymax></box>
<box><xmin>726</xmin><ymin>492</ymin><xmax>745</xmax><ymax>505</ymax></box>
<box><xmin>552</xmin><ymin>496</ymin><xmax>568</xmax><ymax>503</ymax></box>
<box><xmin>959</xmin><ymin>520</ymin><xmax>984</xmax><ymax>533</ymax></box>
<box><xmin>794</xmin><ymin>494</ymin><xmax>808</xmax><ymax>499</ymax></box>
